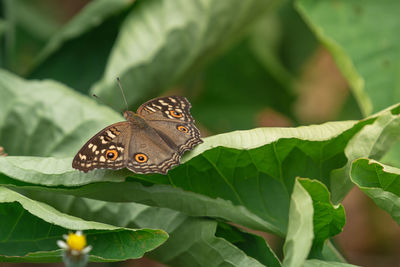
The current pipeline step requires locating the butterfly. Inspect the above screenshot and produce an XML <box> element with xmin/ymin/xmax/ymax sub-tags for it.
<box><xmin>72</xmin><ymin>96</ymin><xmax>202</xmax><ymax>174</ymax></box>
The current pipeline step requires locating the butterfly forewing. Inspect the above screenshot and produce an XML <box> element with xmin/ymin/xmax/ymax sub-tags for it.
<box><xmin>137</xmin><ymin>96</ymin><xmax>194</xmax><ymax>123</ymax></box>
<box><xmin>72</xmin><ymin>122</ymin><xmax>130</xmax><ymax>172</ymax></box>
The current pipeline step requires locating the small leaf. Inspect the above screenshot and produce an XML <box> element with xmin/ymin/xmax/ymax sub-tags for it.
<box><xmin>298</xmin><ymin>179</ymin><xmax>345</xmax><ymax>254</ymax></box>
<box><xmin>351</xmin><ymin>158</ymin><xmax>400</xmax><ymax>224</ymax></box>
<box><xmin>282</xmin><ymin>179</ymin><xmax>314</xmax><ymax>267</ymax></box>
<box><xmin>216</xmin><ymin>222</ymin><xmax>281</xmax><ymax>267</ymax></box>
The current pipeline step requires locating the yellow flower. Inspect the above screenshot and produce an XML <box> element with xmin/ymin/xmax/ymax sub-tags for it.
<box><xmin>66</xmin><ymin>232</ymin><xmax>87</xmax><ymax>251</ymax></box>
<box><xmin>57</xmin><ymin>230</ymin><xmax>92</xmax><ymax>256</ymax></box>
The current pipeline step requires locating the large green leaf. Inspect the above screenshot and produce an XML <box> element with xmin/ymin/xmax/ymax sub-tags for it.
<box><xmin>22</xmin><ymin>192</ymin><xmax>272</xmax><ymax>267</ymax></box>
<box><xmin>3</xmin><ymin>176</ymin><xmax>281</xmax><ymax>235</ymax></box>
<box><xmin>28</xmin><ymin>0</ymin><xmax>134</xmax><ymax>92</ymax></box>
<box><xmin>0</xmin><ymin>186</ymin><xmax>167</xmax><ymax>262</ymax></box>
<box><xmin>296</xmin><ymin>0</ymin><xmax>400</xmax><ymax>116</ymax></box>
<box><xmin>351</xmin><ymin>158</ymin><xmax>400</xmax><ymax>224</ymax></box>
<box><xmin>0</xmin><ymin>69</ymin><xmax>122</xmax><ymax>157</ymax></box>
<box><xmin>91</xmin><ymin>0</ymin><xmax>278</xmax><ymax>108</ymax></box>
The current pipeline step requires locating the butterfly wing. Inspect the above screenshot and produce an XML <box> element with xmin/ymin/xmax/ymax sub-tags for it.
<box><xmin>127</xmin><ymin>96</ymin><xmax>202</xmax><ymax>174</ymax></box>
<box><xmin>72</xmin><ymin>122</ymin><xmax>131</xmax><ymax>172</ymax></box>
<box><xmin>136</xmin><ymin>96</ymin><xmax>195</xmax><ymax>122</ymax></box>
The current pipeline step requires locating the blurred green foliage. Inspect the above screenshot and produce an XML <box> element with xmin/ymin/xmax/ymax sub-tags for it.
<box><xmin>1</xmin><ymin>0</ymin><xmax>400</xmax><ymax>266</ymax></box>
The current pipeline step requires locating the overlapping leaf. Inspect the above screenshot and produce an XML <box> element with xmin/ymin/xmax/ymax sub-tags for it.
<box><xmin>1</xmin><ymin>70</ymin><xmax>399</xmax><ymax>265</ymax></box>
<box><xmin>22</xmin><ymin>191</ymin><xmax>273</xmax><ymax>267</ymax></box>
<box><xmin>282</xmin><ymin>179</ymin><xmax>347</xmax><ymax>267</ymax></box>
<box><xmin>351</xmin><ymin>158</ymin><xmax>400</xmax><ymax>224</ymax></box>
<box><xmin>282</xmin><ymin>179</ymin><xmax>314</xmax><ymax>267</ymax></box>
<box><xmin>0</xmin><ymin>186</ymin><xmax>167</xmax><ymax>262</ymax></box>
<box><xmin>2</xmin><ymin>70</ymin><xmax>400</xmax><ymax>237</ymax></box>
<box><xmin>298</xmin><ymin>179</ymin><xmax>345</xmax><ymax>252</ymax></box>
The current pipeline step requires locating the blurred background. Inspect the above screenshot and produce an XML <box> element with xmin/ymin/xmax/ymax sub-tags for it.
<box><xmin>0</xmin><ymin>0</ymin><xmax>399</xmax><ymax>266</ymax></box>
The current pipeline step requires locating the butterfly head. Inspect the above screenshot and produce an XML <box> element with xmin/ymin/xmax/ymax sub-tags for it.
<box><xmin>123</xmin><ymin>110</ymin><xmax>135</xmax><ymax>120</ymax></box>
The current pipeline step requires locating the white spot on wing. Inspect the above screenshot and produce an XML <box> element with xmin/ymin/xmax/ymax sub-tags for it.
<box><xmin>106</xmin><ymin>130</ymin><xmax>116</xmax><ymax>138</ymax></box>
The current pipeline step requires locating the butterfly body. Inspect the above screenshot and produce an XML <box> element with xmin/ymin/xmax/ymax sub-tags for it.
<box><xmin>72</xmin><ymin>96</ymin><xmax>202</xmax><ymax>174</ymax></box>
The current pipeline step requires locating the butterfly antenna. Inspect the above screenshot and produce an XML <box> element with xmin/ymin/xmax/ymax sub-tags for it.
<box><xmin>92</xmin><ymin>94</ymin><xmax>105</xmax><ymax>105</ymax></box>
<box><xmin>92</xmin><ymin>94</ymin><xmax>121</xmax><ymax>111</ymax></box>
<box><xmin>116</xmin><ymin>77</ymin><xmax>129</xmax><ymax>111</ymax></box>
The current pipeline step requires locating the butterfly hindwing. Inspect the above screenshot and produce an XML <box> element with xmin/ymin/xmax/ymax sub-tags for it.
<box><xmin>72</xmin><ymin>122</ymin><xmax>130</xmax><ymax>172</ymax></box>
<box><xmin>125</xmin><ymin>122</ymin><xmax>202</xmax><ymax>174</ymax></box>
<box><xmin>148</xmin><ymin>120</ymin><xmax>202</xmax><ymax>155</ymax></box>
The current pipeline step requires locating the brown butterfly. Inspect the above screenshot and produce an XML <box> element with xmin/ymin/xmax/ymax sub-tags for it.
<box><xmin>72</xmin><ymin>96</ymin><xmax>202</xmax><ymax>174</ymax></box>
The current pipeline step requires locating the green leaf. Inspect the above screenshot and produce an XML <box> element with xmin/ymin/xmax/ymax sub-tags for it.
<box><xmin>0</xmin><ymin>19</ymin><xmax>6</xmax><ymax>37</ymax></box>
<box><xmin>330</xmin><ymin>105</ymin><xmax>400</xmax><ymax>202</ymax></box>
<box><xmin>271</xmin><ymin>1</ymin><xmax>318</xmax><ymax>74</ymax></box>
<box><xmin>194</xmin><ymin>38</ymin><xmax>295</xmax><ymax>133</ymax></box>
<box><xmin>296</xmin><ymin>0</ymin><xmax>400</xmax><ymax>116</ymax></box>
<box><xmin>298</xmin><ymin>179</ymin><xmax>345</xmax><ymax>255</ymax></box>
<box><xmin>320</xmin><ymin>240</ymin><xmax>347</xmax><ymax>263</ymax></box>
<box><xmin>0</xmin><ymin>186</ymin><xmax>167</xmax><ymax>262</ymax></box>
<box><xmin>34</xmin><ymin>0</ymin><xmax>134</xmax><ymax>66</ymax></box>
<box><xmin>4</xmin><ymin>178</ymin><xmax>281</xmax><ymax>235</ymax></box>
<box><xmin>351</xmin><ymin>158</ymin><xmax>400</xmax><ymax>224</ymax></box>
<box><xmin>216</xmin><ymin>222</ymin><xmax>281</xmax><ymax>267</ymax></box>
<box><xmin>0</xmin><ymin>69</ymin><xmax>122</xmax><ymax>157</ymax></box>
<box><xmin>29</xmin><ymin>0</ymin><xmax>134</xmax><ymax>92</ymax></box>
<box><xmin>380</xmin><ymin>140</ymin><xmax>400</xmax><ymax>168</ymax></box>
<box><xmin>282</xmin><ymin>179</ymin><xmax>314</xmax><ymax>267</ymax></box>
<box><xmin>22</xmin><ymin>192</ymin><xmax>271</xmax><ymax>267</ymax></box>
<box><xmin>12</xmin><ymin>0</ymin><xmax>60</xmax><ymax>41</ymax></box>
<box><xmin>91</xmin><ymin>0</ymin><xmax>276</xmax><ymax>108</ymax></box>
<box><xmin>0</xmin><ymin>19</ymin><xmax>6</xmax><ymax>68</ymax></box>
<box><xmin>303</xmin><ymin>259</ymin><xmax>360</xmax><ymax>267</ymax></box>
